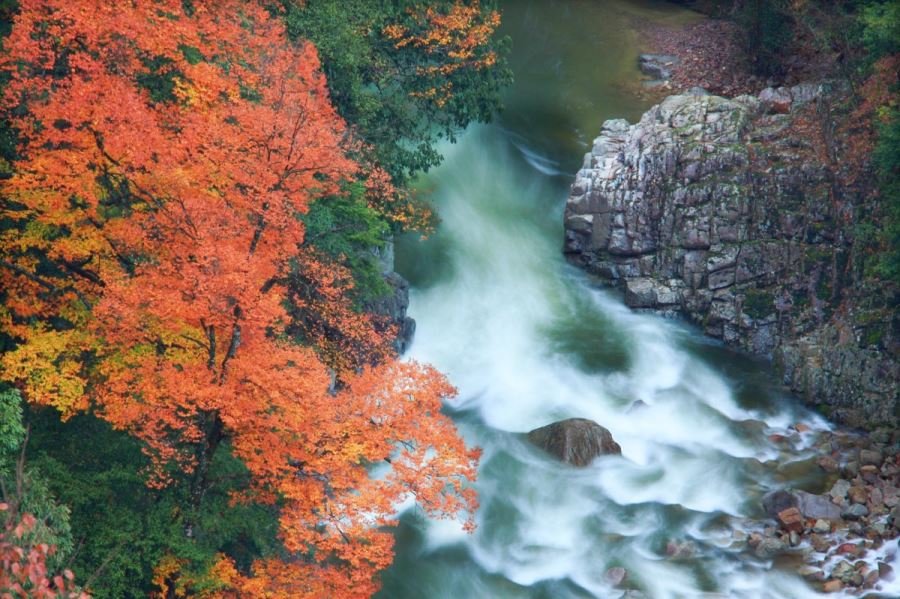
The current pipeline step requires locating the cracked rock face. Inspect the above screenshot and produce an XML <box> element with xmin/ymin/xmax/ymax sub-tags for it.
<box><xmin>564</xmin><ymin>85</ymin><xmax>898</xmax><ymax>428</ymax></box>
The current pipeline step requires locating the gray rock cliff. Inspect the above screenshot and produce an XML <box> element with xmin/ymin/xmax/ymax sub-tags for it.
<box><xmin>564</xmin><ymin>85</ymin><xmax>898</xmax><ymax>427</ymax></box>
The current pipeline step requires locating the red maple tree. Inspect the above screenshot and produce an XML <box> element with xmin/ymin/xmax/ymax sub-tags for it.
<box><xmin>1</xmin><ymin>1</ymin><xmax>478</xmax><ymax>596</ymax></box>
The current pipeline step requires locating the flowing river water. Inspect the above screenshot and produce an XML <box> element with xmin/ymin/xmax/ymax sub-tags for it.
<box><xmin>378</xmin><ymin>2</ymin><xmax>883</xmax><ymax>597</ymax></box>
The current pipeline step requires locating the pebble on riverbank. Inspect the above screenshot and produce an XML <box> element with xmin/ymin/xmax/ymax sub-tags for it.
<box><xmin>751</xmin><ymin>427</ymin><xmax>900</xmax><ymax>594</ymax></box>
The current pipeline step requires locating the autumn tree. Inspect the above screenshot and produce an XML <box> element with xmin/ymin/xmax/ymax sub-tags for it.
<box><xmin>0</xmin><ymin>1</ymin><xmax>478</xmax><ymax>596</ymax></box>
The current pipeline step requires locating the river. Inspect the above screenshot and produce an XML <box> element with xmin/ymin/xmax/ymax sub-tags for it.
<box><xmin>382</xmin><ymin>2</ymin><xmax>841</xmax><ymax>597</ymax></box>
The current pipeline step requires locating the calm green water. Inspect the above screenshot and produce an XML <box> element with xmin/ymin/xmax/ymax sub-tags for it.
<box><xmin>381</xmin><ymin>2</ymin><xmax>841</xmax><ymax>598</ymax></box>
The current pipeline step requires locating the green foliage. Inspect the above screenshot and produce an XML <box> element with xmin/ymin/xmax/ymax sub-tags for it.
<box><xmin>865</xmin><ymin>323</ymin><xmax>886</xmax><ymax>346</ymax></box>
<box><xmin>0</xmin><ymin>469</ymin><xmax>76</xmax><ymax>572</ymax></box>
<box><xmin>282</xmin><ymin>0</ymin><xmax>511</xmax><ymax>184</ymax></box>
<box><xmin>25</xmin><ymin>408</ymin><xmax>279</xmax><ymax>598</ymax></box>
<box><xmin>302</xmin><ymin>182</ymin><xmax>391</xmax><ymax>306</ymax></box>
<box><xmin>135</xmin><ymin>56</ymin><xmax>181</xmax><ymax>104</ymax></box>
<box><xmin>858</xmin><ymin>1</ymin><xmax>900</xmax><ymax>282</ymax></box>
<box><xmin>0</xmin><ymin>387</ymin><xmax>25</xmax><ymax>461</ymax></box>
<box><xmin>0</xmin><ymin>1</ymin><xmax>15</xmax><ymax>38</ymax></box>
<box><xmin>742</xmin><ymin>288</ymin><xmax>775</xmax><ymax>319</ymax></box>
<box><xmin>0</xmin><ymin>387</ymin><xmax>74</xmax><ymax>573</ymax></box>
<box><xmin>732</xmin><ymin>0</ymin><xmax>793</xmax><ymax>76</ymax></box>
<box><xmin>860</xmin><ymin>1</ymin><xmax>900</xmax><ymax>58</ymax></box>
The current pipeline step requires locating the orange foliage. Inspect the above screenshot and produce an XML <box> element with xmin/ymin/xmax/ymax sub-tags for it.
<box><xmin>1</xmin><ymin>1</ymin><xmax>478</xmax><ymax>596</ymax></box>
<box><xmin>383</xmin><ymin>0</ymin><xmax>501</xmax><ymax>107</ymax></box>
<box><xmin>150</xmin><ymin>553</ymin><xmax>239</xmax><ymax>598</ymax></box>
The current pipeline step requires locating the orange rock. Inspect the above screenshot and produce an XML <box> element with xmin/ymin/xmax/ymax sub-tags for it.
<box><xmin>777</xmin><ymin>507</ymin><xmax>804</xmax><ymax>533</ymax></box>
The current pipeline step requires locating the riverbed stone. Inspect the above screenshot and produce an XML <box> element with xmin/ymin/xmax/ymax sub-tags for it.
<box><xmin>813</xmin><ymin>519</ymin><xmax>831</xmax><ymax>534</ymax></box>
<box><xmin>777</xmin><ymin>507</ymin><xmax>803</xmax><ymax>533</ymax></box>
<box><xmin>830</xmin><ymin>479</ymin><xmax>851</xmax><ymax>501</ymax></box>
<box><xmin>798</xmin><ymin>565</ymin><xmax>825</xmax><ymax>581</ymax></box>
<box><xmin>864</xmin><ymin>570</ymin><xmax>880</xmax><ymax>588</ymax></box>
<box><xmin>817</xmin><ymin>456</ymin><xmax>840</xmax><ymax>473</ymax></box>
<box><xmin>666</xmin><ymin>539</ymin><xmax>696</xmax><ymax>560</ymax></box>
<box><xmin>755</xmin><ymin>537</ymin><xmax>787</xmax><ymax>559</ymax></box>
<box><xmin>638</xmin><ymin>54</ymin><xmax>678</xmax><ymax>80</ymax></box>
<box><xmin>832</xmin><ymin>560</ymin><xmax>856</xmax><ymax>584</ymax></box>
<box><xmin>848</xmin><ymin>486</ymin><xmax>869</xmax><ymax>505</ymax></box>
<box><xmin>870</xmin><ymin>487</ymin><xmax>884</xmax><ymax>507</ymax></box>
<box><xmin>526</xmin><ymin>418</ymin><xmax>621</xmax><ymax>466</ymax></box>
<box><xmin>862</xmin><ymin>466</ymin><xmax>881</xmax><ymax>484</ymax></box>
<box><xmin>842</xmin><ymin>503</ymin><xmax>869</xmax><ymax>520</ymax></box>
<box><xmin>885</xmin><ymin>486</ymin><xmax>900</xmax><ymax>508</ymax></box>
<box><xmin>860</xmin><ymin>449</ymin><xmax>884</xmax><ymax>466</ymax></box>
<box><xmin>810</xmin><ymin>533</ymin><xmax>832</xmax><ymax>553</ymax></box>
<box><xmin>796</xmin><ymin>491</ymin><xmax>842</xmax><ymax>520</ymax></box>
<box><xmin>889</xmin><ymin>505</ymin><xmax>900</xmax><ymax>529</ymax></box>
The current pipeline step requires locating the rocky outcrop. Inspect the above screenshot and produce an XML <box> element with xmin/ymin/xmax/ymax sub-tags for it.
<box><xmin>527</xmin><ymin>418</ymin><xmax>621</xmax><ymax>466</ymax></box>
<box><xmin>364</xmin><ymin>240</ymin><xmax>416</xmax><ymax>354</ymax></box>
<box><xmin>564</xmin><ymin>85</ymin><xmax>899</xmax><ymax>427</ymax></box>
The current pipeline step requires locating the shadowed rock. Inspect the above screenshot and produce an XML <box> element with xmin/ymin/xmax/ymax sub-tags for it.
<box><xmin>527</xmin><ymin>418</ymin><xmax>621</xmax><ymax>466</ymax></box>
<box><xmin>763</xmin><ymin>490</ymin><xmax>798</xmax><ymax>519</ymax></box>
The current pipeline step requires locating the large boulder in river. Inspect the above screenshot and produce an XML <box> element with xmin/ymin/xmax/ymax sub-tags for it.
<box><xmin>527</xmin><ymin>418</ymin><xmax>621</xmax><ymax>466</ymax></box>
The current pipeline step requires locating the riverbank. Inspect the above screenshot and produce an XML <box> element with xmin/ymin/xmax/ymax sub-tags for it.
<box><xmin>636</xmin><ymin>18</ymin><xmax>758</xmax><ymax>96</ymax></box>
<box><xmin>756</xmin><ymin>426</ymin><xmax>900</xmax><ymax>594</ymax></box>
<box><xmin>632</xmin><ymin>11</ymin><xmax>846</xmax><ymax>98</ymax></box>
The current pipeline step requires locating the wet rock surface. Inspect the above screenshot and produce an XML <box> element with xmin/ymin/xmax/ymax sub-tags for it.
<box><xmin>563</xmin><ymin>86</ymin><xmax>898</xmax><ymax>427</ymax></box>
<box><xmin>526</xmin><ymin>418</ymin><xmax>621</xmax><ymax>466</ymax></box>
